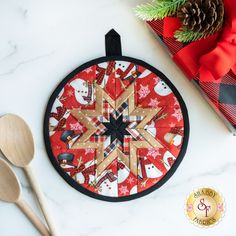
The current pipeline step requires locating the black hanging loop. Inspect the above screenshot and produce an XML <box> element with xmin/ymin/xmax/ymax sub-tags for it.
<box><xmin>105</xmin><ymin>29</ymin><xmax>122</xmax><ymax>56</ymax></box>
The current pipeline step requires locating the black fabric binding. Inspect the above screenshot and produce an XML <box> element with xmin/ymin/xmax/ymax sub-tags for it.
<box><xmin>43</xmin><ymin>56</ymin><xmax>190</xmax><ymax>202</ymax></box>
<box><xmin>43</xmin><ymin>30</ymin><xmax>190</xmax><ymax>202</ymax></box>
<box><xmin>105</xmin><ymin>29</ymin><xmax>122</xmax><ymax>56</ymax></box>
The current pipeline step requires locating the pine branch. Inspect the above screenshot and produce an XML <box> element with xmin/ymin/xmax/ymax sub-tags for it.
<box><xmin>135</xmin><ymin>3</ymin><xmax>160</xmax><ymax>21</ymax></box>
<box><xmin>135</xmin><ymin>0</ymin><xmax>187</xmax><ymax>21</ymax></box>
<box><xmin>174</xmin><ymin>28</ymin><xmax>206</xmax><ymax>42</ymax></box>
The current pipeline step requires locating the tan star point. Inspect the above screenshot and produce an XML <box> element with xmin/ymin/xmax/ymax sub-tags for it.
<box><xmin>70</xmin><ymin>82</ymin><xmax>163</xmax><ymax>177</ymax></box>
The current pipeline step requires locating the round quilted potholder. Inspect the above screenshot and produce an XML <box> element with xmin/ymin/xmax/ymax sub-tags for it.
<box><xmin>44</xmin><ymin>30</ymin><xmax>189</xmax><ymax>201</ymax></box>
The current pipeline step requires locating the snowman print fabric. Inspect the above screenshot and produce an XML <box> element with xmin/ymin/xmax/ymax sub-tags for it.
<box><xmin>44</xmin><ymin>56</ymin><xmax>189</xmax><ymax>201</ymax></box>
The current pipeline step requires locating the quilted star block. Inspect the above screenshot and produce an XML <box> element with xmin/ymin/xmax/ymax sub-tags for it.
<box><xmin>44</xmin><ymin>29</ymin><xmax>189</xmax><ymax>201</ymax></box>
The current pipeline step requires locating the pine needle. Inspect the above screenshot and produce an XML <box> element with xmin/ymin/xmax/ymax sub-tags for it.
<box><xmin>135</xmin><ymin>0</ymin><xmax>187</xmax><ymax>20</ymax></box>
<box><xmin>174</xmin><ymin>28</ymin><xmax>206</xmax><ymax>42</ymax></box>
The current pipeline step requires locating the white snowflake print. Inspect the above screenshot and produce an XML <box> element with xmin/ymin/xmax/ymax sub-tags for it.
<box><xmin>69</xmin><ymin>122</ymin><xmax>83</xmax><ymax>131</ymax></box>
<box><xmin>172</xmin><ymin>108</ymin><xmax>183</xmax><ymax>122</ymax></box>
<box><xmin>127</xmin><ymin>176</ymin><xmax>135</xmax><ymax>184</ymax></box>
<box><xmin>119</xmin><ymin>185</ymin><xmax>129</xmax><ymax>195</ymax></box>
<box><xmin>169</xmin><ymin>122</ymin><xmax>176</xmax><ymax>128</ymax></box>
<box><xmin>148</xmin><ymin>98</ymin><xmax>160</xmax><ymax>108</ymax></box>
<box><xmin>147</xmin><ymin>148</ymin><xmax>161</xmax><ymax>159</ymax></box>
<box><xmin>85</xmin><ymin>148</ymin><xmax>95</xmax><ymax>155</ymax></box>
<box><xmin>173</xmin><ymin>97</ymin><xmax>179</xmax><ymax>106</ymax></box>
<box><xmin>138</xmin><ymin>84</ymin><xmax>150</xmax><ymax>99</ymax></box>
<box><xmin>84</xmin><ymin>67</ymin><xmax>93</xmax><ymax>73</ymax></box>
<box><xmin>66</xmin><ymin>89</ymin><xmax>74</xmax><ymax>97</ymax></box>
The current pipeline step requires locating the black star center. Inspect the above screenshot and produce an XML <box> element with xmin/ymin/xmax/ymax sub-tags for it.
<box><xmin>102</xmin><ymin>115</ymin><xmax>130</xmax><ymax>145</ymax></box>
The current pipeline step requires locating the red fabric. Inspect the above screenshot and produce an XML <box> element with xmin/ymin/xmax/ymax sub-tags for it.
<box><xmin>117</xmin><ymin>162</ymin><xmax>125</xmax><ymax>170</ymax></box>
<box><xmin>173</xmin><ymin>34</ymin><xmax>218</xmax><ymax>79</ymax></box>
<box><xmin>48</xmin><ymin>60</ymin><xmax>186</xmax><ymax>197</ymax></box>
<box><xmin>147</xmin><ymin>0</ymin><xmax>236</xmax><ymax>128</ymax></box>
<box><xmin>163</xmin><ymin>0</ymin><xmax>236</xmax><ymax>83</ymax></box>
<box><xmin>163</xmin><ymin>17</ymin><xmax>181</xmax><ymax>38</ymax></box>
<box><xmin>139</xmin><ymin>158</ymin><xmax>149</xmax><ymax>179</ymax></box>
<box><xmin>96</xmin><ymin>172</ymin><xmax>117</xmax><ymax>187</ymax></box>
<box><xmin>50</xmin><ymin>107</ymin><xmax>67</xmax><ymax>120</ymax></box>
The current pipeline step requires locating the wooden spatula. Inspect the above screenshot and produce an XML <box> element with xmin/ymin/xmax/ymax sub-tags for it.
<box><xmin>0</xmin><ymin>114</ymin><xmax>58</xmax><ymax>236</ymax></box>
<box><xmin>0</xmin><ymin>159</ymin><xmax>50</xmax><ymax>236</ymax></box>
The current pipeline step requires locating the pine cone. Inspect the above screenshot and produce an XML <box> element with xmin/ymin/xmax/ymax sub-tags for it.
<box><xmin>177</xmin><ymin>0</ymin><xmax>224</xmax><ymax>35</ymax></box>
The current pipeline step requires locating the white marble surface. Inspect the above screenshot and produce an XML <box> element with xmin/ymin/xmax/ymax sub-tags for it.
<box><xmin>0</xmin><ymin>0</ymin><xmax>236</xmax><ymax>235</ymax></box>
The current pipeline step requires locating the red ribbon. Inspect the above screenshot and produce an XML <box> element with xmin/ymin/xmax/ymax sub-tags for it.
<box><xmin>164</xmin><ymin>0</ymin><xmax>236</xmax><ymax>83</ymax></box>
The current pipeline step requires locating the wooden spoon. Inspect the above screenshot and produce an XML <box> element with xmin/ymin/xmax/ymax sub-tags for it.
<box><xmin>0</xmin><ymin>114</ymin><xmax>58</xmax><ymax>236</ymax></box>
<box><xmin>0</xmin><ymin>159</ymin><xmax>50</xmax><ymax>236</ymax></box>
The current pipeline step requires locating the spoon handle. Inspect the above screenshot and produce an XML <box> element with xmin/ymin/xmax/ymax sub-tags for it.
<box><xmin>16</xmin><ymin>197</ymin><xmax>50</xmax><ymax>236</ymax></box>
<box><xmin>24</xmin><ymin>164</ymin><xmax>58</xmax><ymax>236</ymax></box>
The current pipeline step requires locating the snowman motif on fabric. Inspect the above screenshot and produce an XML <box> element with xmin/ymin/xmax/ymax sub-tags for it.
<box><xmin>49</xmin><ymin>88</ymin><xmax>70</xmax><ymax>131</ymax></box>
<box><xmin>70</xmin><ymin>79</ymin><xmax>94</xmax><ymax>105</ymax></box>
<box><xmin>145</xmin><ymin>120</ymin><xmax>157</xmax><ymax>138</ymax></box>
<box><xmin>76</xmin><ymin>160</ymin><xmax>96</xmax><ymax>185</ymax></box>
<box><xmin>154</xmin><ymin>79</ymin><xmax>172</xmax><ymax>96</ymax></box>
<box><xmin>130</xmin><ymin>185</ymin><xmax>138</xmax><ymax>195</ymax></box>
<box><xmin>118</xmin><ymin>161</ymin><xmax>138</xmax><ymax>195</ymax></box>
<box><xmin>163</xmin><ymin>151</ymin><xmax>176</xmax><ymax>171</ymax></box>
<box><xmin>96</xmin><ymin>61</ymin><xmax>115</xmax><ymax>88</ymax></box>
<box><xmin>60</xmin><ymin>130</ymin><xmax>81</xmax><ymax>149</ymax></box>
<box><xmin>139</xmin><ymin>157</ymin><xmax>163</xmax><ymax>179</ymax></box>
<box><xmin>96</xmin><ymin>171</ymin><xmax>118</xmax><ymax>197</ymax></box>
<box><xmin>164</xmin><ymin>127</ymin><xmax>184</xmax><ymax>146</ymax></box>
<box><xmin>58</xmin><ymin>153</ymin><xmax>76</xmax><ymax>177</ymax></box>
<box><xmin>117</xmin><ymin>161</ymin><xmax>130</xmax><ymax>183</ymax></box>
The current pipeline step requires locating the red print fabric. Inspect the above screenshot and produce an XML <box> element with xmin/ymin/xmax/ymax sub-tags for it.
<box><xmin>45</xmin><ymin>59</ymin><xmax>189</xmax><ymax>201</ymax></box>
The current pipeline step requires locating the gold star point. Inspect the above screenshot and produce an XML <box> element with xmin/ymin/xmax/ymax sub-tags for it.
<box><xmin>70</xmin><ymin>81</ymin><xmax>163</xmax><ymax>178</ymax></box>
